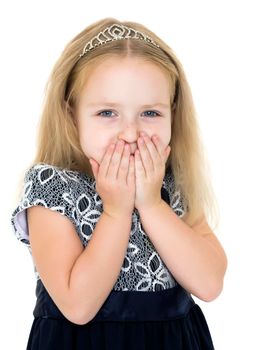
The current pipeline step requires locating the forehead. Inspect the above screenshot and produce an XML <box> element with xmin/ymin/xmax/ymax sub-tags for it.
<box><xmin>80</xmin><ymin>56</ymin><xmax>172</xmax><ymax>104</ymax></box>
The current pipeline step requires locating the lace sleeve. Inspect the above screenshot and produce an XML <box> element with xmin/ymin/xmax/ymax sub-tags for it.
<box><xmin>10</xmin><ymin>163</ymin><xmax>76</xmax><ymax>249</ymax></box>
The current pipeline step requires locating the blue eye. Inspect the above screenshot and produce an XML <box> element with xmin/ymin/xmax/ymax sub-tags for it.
<box><xmin>98</xmin><ymin>110</ymin><xmax>114</xmax><ymax>117</ymax></box>
<box><xmin>97</xmin><ymin>110</ymin><xmax>161</xmax><ymax>118</ymax></box>
<box><xmin>143</xmin><ymin>110</ymin><xmax>161</xmax><ymax>117</ymax></box>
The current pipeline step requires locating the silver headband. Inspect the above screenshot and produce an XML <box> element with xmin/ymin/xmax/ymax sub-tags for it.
<box><xmin>78</xmin><ymin>23</ymin><xmax>161</xmax><ymax>60</ymax></box>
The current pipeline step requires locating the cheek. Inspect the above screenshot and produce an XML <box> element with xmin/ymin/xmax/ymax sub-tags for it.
<box><xmin>79</xmin><ymin>132</ymin><xmax>112</xmax><ymax>163</ymax></box>
<box><xmin>77</xmin><ymin>129</ymin><xmax>97</xmax><ymax>157</ymax></box>
<box><xmin>154</xmin><ymin>121</ymin><xmax>171</xmax><ymax>143</ymax></box>
<box><xmin>156</xmin><ymin>129</ymin><xmax>171</xmax><ymax>147</ymax></box>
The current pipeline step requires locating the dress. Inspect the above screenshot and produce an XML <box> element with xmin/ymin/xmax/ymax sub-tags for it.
<box><xmin>11</xmin><ymin>162</ymin><xmax>215</xmax><ymax>349</ymax></box>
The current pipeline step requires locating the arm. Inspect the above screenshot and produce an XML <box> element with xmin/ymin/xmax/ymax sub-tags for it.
<box><xmin>28</xmin><ymin>206</ymin><xmax>132</xmax><ymax>325</ymax></box>
<box><xmin>138</xmin><ymin>200</ymin><xmax>227</xmax><ymax>302</ymax></box>
<box><xmin>69</xmin><ymin>211</ymin><xmax>132</xmax><ymax>323</ymax></box>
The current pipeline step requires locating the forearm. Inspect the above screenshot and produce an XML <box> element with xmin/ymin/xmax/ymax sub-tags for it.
<box><xmin>69</xmin><ymin>211</ymin><xmax>132</xmax><ymax>324</ymax></box>
<box><xmin>138</xmin><ymin>200</ymin><xmax>227</xmax><ymax>302</ymax></box>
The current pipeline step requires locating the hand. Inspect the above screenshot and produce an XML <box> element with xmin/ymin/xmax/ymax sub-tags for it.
<box><xmin>89</xmin><ymin>140</ymin><xmax>135</xmax><ymax>218</ymax></box>
<box><xmin>134</xmin><ymin>132</ymin><xmax>171</xmax><ymax>212</ymax></box>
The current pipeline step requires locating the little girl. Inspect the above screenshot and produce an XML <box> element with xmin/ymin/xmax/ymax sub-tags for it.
<box><xmin>11</xmin><ymin>18</ymin><xmax>227</xmax><ymax>349</ymax></box>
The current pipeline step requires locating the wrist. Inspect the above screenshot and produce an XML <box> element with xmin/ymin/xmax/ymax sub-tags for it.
<box><xmin>136</xmin><ymin>199</ymin><xmax>165</xmax><ymax>216</ymax></box>
<box><xmin>103</xmin><ymin>208</ymin><xmax>134</xmax><ymax>221</ymax></box>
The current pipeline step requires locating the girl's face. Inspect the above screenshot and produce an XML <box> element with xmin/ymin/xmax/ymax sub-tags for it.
<box><xmin>73</xmin><ymin>56</ymin><xmax>172</xmax><ymax>165</ymax></box>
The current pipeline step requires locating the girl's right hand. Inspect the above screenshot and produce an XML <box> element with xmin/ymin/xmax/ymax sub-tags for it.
<box><xmin>89</xmin><ymin>140</ymin><xmax>135</xmax><ymax>218</ymax></box>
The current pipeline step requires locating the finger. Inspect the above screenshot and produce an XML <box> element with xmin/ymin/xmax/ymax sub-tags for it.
<box><xmin>107</xmin><ymin>140</ymin><xmax>125</xmax><ymax>179</ymax></box>
<box><xmin>135</xmin><ymin>149</ymin><xmax>145</xmax><ymax>176</ymax></box>
<box><xmin>117</xmin><ymin>143</ymin><xmax>130</xmax><ymax>180</ymax></box>
<box><xmin>127</xmin><ymin>154</ymin><xmax>135</xmax><ymax>187</ymax></box>
<box><xmin>151</xmin><ymin>134</ymin><xmax>167</xmax><ymax>163</ymax></box>
<box><xmin>98</xmin><ymin>143</ymin><xmax>116</xmax><ymax>178</ymax></box>
<box><xmin>137</xmin><ymin>136</ymin><xmax>154</xmax><ymax>176</ymax></box>
<box><xmin>140</xmin><ymin>134</ymin><xmax>162</xmax><ymax>171</ymax></box>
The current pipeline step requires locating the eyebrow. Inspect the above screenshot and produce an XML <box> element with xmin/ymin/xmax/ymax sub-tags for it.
<box><xmin>86</xmin><ymin>102</ymin><xmax>170</xmax><ymax>109</ymax></box>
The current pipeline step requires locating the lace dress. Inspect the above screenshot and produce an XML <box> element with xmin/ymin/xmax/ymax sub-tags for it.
<box><xmin>11</xmin><ymin>162</ymin><xmax>215</xmax><ymax>349</ymax></box>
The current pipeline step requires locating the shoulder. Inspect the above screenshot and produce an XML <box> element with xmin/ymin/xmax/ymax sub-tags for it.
<box><xmin>23</xmin><ymin>162</ymin><xmax>94</xmax><ymax>195</ymax></box>
<box><xmin>12</xmin><ymin>162</ymin><xmax>92</xmax><ymax>225</ymax></box>
<box><xmin>24</xmin><ymin>162</ymin><xmax>87</xmax><ymax>184</ymax></box>
<box><xmin>22</xmin><ymin>163</ymin><xmax>71</xmax><ymax>207</ymax></box>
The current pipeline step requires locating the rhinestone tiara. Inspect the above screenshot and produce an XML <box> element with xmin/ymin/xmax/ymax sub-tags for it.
<box><xmin>78</xmin><ymin>23</ymin><xmax>161</xmax><ymax>60</ymax></box>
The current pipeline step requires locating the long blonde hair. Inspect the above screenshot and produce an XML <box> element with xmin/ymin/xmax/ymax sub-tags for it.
<box><xmin>17</xmin><ymin>17</ymin><xmax>219</xmax><ymax>229</ymax></box>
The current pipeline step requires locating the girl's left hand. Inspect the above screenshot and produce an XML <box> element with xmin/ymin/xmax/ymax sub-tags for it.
<box><xmin>134</xmin><ymin>132</ymin><xmax>171</xmax><ymax>212</ymax></box>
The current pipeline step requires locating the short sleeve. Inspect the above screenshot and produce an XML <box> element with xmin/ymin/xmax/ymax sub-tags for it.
<box><xmin>11</xmin><ymin>163</ymin><xmax>77</xmax><ymax>249</ymax></box>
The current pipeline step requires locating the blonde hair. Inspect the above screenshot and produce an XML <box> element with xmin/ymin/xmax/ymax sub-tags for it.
<box><xmin>18</xmin><ymin>17</ymin><xmax>219</xmax><ymax>229</ymax></box>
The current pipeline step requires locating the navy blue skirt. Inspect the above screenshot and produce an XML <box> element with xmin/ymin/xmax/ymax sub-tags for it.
<box><xmin>26</xmin><ymin>279</ymin><xmax>215</xmax><ymax>349</ymax></box>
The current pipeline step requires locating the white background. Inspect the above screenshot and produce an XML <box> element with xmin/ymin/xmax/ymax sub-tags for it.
<box><xmin>1</xmin><ymin>0</ymin><xmax>279</xmax><ymax>349</ymax></box>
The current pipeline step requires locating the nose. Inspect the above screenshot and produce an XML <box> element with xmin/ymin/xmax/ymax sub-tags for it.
<box><xmin>117</xmin><ymin>124</ymin><xmax>142</xmax><ymax>154</ymax></box>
